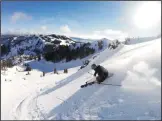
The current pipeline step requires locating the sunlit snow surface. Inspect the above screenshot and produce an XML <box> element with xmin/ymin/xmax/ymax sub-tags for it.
<box><xmin>1</xmin><ymin>38</ymin><xmax>161</xmax><ymax>120</ymax></box>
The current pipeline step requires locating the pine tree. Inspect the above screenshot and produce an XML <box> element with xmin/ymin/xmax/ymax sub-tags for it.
<box><xmin>64</xmin><ymin>69</ymin><xmax>68</xmax><ymax>73</ymax></box>
<box><xmin>43</xmin><ymin>71</ymin><xmax>45</xmax><ymax>76</ymax></box>
<box><xmin>54</xmin><ymin>68</ymin><xmax>58</xmax><ymax>74</ymax></box>
<box><xmin>38</xmin><ymin>54</ymin><xmax>41</xmax><ymax>61</ymax></box>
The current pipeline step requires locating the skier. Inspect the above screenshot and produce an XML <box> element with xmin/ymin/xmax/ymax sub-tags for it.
<box><xmin>91</xmin><ymin>64</ymin><xmax>108</xmax><ymax>84</ymax></box>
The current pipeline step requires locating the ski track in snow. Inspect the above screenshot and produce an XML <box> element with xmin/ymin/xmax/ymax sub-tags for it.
<box><xmin>2</xmin><ymin>38</ymin><xmax>161</xmax><ymax>120</ymax></box>
<box><xmin>13</xmin><ymin>91</ymin><xmax>48</xmax><ymax>120</ymax></box>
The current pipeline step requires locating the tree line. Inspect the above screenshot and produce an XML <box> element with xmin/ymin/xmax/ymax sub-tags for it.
<box><xmin>43</xmin><ymin>43</ymin><xmax>96</xmax><ymax>62</ymax></box>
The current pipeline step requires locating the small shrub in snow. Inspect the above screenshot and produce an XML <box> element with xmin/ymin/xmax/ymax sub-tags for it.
<box><xmin>43</xmin><ymin>72</ymin><xmax>45</xmax><ymax>76</ymax></box>
<box><xmin>54</xmin><ymin>68</ymin><xmax>58</xmax><ymax>74</ymax></box>
<box><xmin>64</xmin><ymin>69</ymin><xmax>68</xmax><ymax>73</ymax></box>
<box><xmin>25</xmin><ymin>66</ymin><xmax>31</xmax><ymax>71</ymax></box>
<box><xmin>26</xmin><ymin>71</ymin><xmax>30</xmax><ymax>75</ymax></box>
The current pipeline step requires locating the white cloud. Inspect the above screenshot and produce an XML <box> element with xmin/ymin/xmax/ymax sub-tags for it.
<box><xmin>40</xmin><ymin>17</ymin><xmax>55</xmax><ymax>24</ymax></box>
<box><xmin>60</xmin><ymin>25</ymin><xmax>71</xmax><ymax>33</ymax></box>
<box><xmin>11</xmin><ymin>12</ymin><xmax>32</xmax><ymax>23</ymax></box>
<box><xmin>95</xmin><ymin>29</ymin><xmax>128</xmax><ymax>40</ymax></box>
<box><xmin>104</xmin><ymin>29</ymin><xmax>122</xmax><ymax>35</ymax></box>
<box><xmin>7</xmin><ymin>28</ymin><xmax>28</xmax><ymax>35</ymax></box>
<box><xmin>41</xmin><ymin>26</ymin><xmax>47</xmax><ymax>31</ymax></box>
<box><xmin>5</xmin><ymin>23</ymin><xmax>128</xmax><ymax>41</ymax></box>
<box><xmin>63</xmin><ymin>29</ymin><xmax>128</xmax><ymax>41</ymax></box>
<box><xmin>93</xmin><ymin>31</ymin><xmax>101</xmax><ymax>35</ymax></box>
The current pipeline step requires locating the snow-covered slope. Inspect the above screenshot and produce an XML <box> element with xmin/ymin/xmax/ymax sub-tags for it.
<box><xmin>71</xmin><ymin>37</ymin><xmax>99</xmax><ymax>43</ymax></box>
<box><xmin>1</xmin><ymin>34</ymin><xmax>110</xmax><ymax>64</ymax></box>
<box><xmin>1</xmin><ymin>38</ymin><xmax>161</xmax><ymax>120</ymax></box>
<box><xmin>1</xmin><ymin>34</ymin><xmax>77</xmax><ymax>59</ymax></box>
<box><xmin>125</xmin><ymin>36</ymin><xmax>160</xmax><ymax>45</ymax></box>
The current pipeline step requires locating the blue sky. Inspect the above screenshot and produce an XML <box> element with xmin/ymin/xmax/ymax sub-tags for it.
<box><xmin>1</xmin><ymin>1</ymin><xmax>161</xmax><ymax>39</ymax></box>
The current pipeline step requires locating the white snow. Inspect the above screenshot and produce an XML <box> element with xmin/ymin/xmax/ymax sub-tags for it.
<box><xmin>126</xmin><ymin>36</ymin><xmax>159</xmax><ymax>45</ymax></box>
<box><xmin>1</xmin><ymin>38</ymin><xmax>161</xmax><ymax>120</ymax></box>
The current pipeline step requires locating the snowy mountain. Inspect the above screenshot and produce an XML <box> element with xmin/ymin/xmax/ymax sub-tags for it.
<box><xmin>1</xmin><ymin>34</ymin><xmax>111</xmax><ymax>64</ymax></box>
<box><xmin>1</xmin><ymin>37</ymin><xmax>161</xmax><ymax>120</ymax></box>
<box><xmin>1</xmin><ymin>34</ymin><xmax>77</xmax><ymax>57</ymax></box>
<box><xmin>124</xmin><ymin>36</ymin><xmax>160</xmax><ymax>45</ymax></box>
<box><xmin>71</xmin><ymin>37</ymin><xmax>98</xmax><ymax>43</ymax></box>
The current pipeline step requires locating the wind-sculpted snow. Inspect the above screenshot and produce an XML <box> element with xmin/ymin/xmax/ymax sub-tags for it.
<box><xmin>1</xmin><ymin>38</ymin><xmax>161</xmax><ymax>120</ymax></box>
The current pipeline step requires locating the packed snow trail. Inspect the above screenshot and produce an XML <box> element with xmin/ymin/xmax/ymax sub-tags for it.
<box><xmin>1</xmin><ymin>38</ymin><xmax>161</xmax><ymax>120</ymax></box>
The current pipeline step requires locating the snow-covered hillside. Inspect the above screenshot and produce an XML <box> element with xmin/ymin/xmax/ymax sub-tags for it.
<box><xmin>1</xmin><ymin>37</ymin><xmax>161</xmax><ymax>120</ymax></box>
<box><xmin>125</xmin><ymin>36</ymin><xmax>160</xmax><ymax>45</ymax></box>
<box><xmin>1</xmin><ymin>34</ymin><xmax>78</xmax><ymax>59</ymax></box>
<box><xmin>1</xmin><ymin>34</ymin><xmax>110</xmax><ymax>65</ymax></box>
<box><xmin>71</xmin><ymin>37</ymin><xmax>99</xmax><ymax>43</ymax></box>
